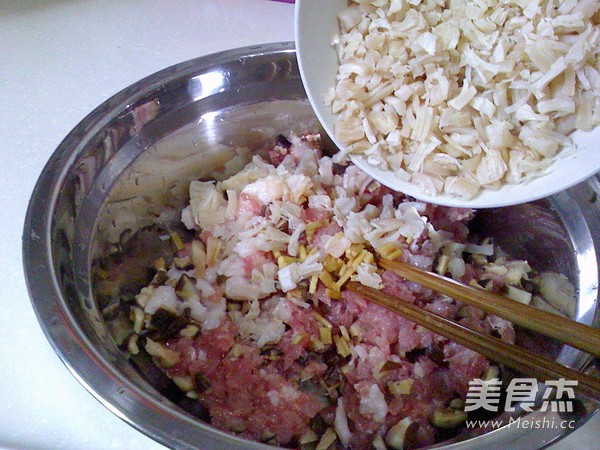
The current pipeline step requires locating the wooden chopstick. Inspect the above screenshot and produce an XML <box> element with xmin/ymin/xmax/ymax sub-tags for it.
<box><xmin>347</xmin><ymin>281</ymin><xmax>600</xmax><ymax>401</ymax></box>
<box><xmin>378</xmin><ymin>258</ymin><xmax>600</xmax><ymax>358</ymax></box>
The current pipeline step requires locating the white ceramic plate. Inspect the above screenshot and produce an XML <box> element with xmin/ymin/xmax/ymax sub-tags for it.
<box><xmin>295</xmin><ymin>0</ymin><xmax>600</xmax><ymax>208</ymax></box>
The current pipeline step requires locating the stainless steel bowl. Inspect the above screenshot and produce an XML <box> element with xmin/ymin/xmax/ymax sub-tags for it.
<box><xmin>23</xmin><ymin>43</ymin><xmax>599</xmax><ymax>450</ymax></box>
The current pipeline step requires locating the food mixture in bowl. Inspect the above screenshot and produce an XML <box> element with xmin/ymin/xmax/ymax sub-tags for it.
<box><xmin>328</xmin><ymin>0</ymin><xmax>600</xmax><ymax>198</ymax></box>
<box><xmin>100</xmin><ymin>133</ymin><xmax>574</xmax><ymax>449</ymax></box>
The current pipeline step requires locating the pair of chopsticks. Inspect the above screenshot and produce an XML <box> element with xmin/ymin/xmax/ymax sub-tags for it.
<box><xmin>347</xmin><ymin>258</ymin><xmax>600</xmax><ymax>401</ymax></box>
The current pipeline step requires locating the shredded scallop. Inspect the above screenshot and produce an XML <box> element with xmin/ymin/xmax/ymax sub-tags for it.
<box><xmin>330</xmin><ymin>0</ymin><xmax>600</xmax><ymax>198</ymax></box>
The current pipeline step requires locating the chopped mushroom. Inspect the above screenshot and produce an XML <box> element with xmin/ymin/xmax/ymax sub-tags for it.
<box><xmin>171</xmin><ymin>375</ymin><xmax>195</xmax><ymax>392</ymax></box>
<box><xmin>179</xmin><ymin>324</ymin><xmax>200</xmax><ymax>338</ymax></box>
<box><xmin>299</xmin><ymin>429</ymin><xmax>319</xmax><ymax>446</ymax></box>
<box><xmin>429</xmin><ymin>408</ymin><xmax>468</xmax><ymax>429</ymax></box>
<box><xmin>449</xmin><ymin>398</ymin><xmax>465</xmax><ymax>411</ymax></box>
<box><xmin>315</xmin><ymin>427</ymin><xmax>338</xmax><ymax>450</ymax></box>
<box><xmin>372</xmin><ymin>434</ymin><xmax>388</xmax><ymax>450</ymax></box>
<box><xmin>387</xmin><ymin>378</ymin><xmax>414</xmax><ymax>396</ymax></box>
<box><xmin>175</xmin><ymin>274</ymin><xmax>201</xmax><ymax>302</ymax></box>
<box><xmin>385</xmin><ymin>417</ymin><xmax>418</xmax><ymax>450</ymax></box>
<box><xmin>191</xmin><ymin>239</ymin><xmax>207</xmax><ymax>278</ymax></box>
<box><xmin>144</xmin><ymin>338</ymin><xmax>180</xmax><ymax>368</ymax></box>
<box><xmin>126</xmin><ymin>333</ymin><xmax>139</xmax><ymax>355</ymax></box>
<box><xmin>129</xmin><ymin>305</ymin><xmax>145</xmax><ymax>334</ymax></box>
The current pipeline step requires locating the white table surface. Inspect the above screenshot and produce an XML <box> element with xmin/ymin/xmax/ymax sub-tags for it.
<box><xmin>1</xmin><ymin>1</ymin><xmax>597</xmax><ymax>449</ymax></box>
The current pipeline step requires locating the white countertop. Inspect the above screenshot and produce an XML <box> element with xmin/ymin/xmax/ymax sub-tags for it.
<box><xmin>1</xmin><ymin>1</ymin><xmax>597</xmax><ymax>449</ymax></box>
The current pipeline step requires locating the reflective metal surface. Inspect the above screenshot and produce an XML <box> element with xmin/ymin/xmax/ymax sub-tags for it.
<box><xmin>23</xmin><ymin>43</ymin><xmax>599</xmax><ymax>450</ymax></box>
